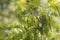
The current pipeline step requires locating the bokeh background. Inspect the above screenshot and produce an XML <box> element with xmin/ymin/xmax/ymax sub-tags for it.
<box><xmin>0</xmin><ymin>0</ymin><xmax>60</xmax><ymax>40</ymax></box>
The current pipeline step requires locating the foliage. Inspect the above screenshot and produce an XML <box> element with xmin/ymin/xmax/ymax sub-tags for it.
<box><xmin>0</xmin><ymin>0</ymin><xmax>60</xmax><ymax>40</ymax></box>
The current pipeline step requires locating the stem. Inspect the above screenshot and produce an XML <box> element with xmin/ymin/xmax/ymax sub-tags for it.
<box><xmin>40</xmin><ymin>16</ymin><xmax>43</xmax><ymax>40</ymax></box>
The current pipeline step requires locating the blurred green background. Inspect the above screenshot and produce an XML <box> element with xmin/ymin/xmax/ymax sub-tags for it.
<box><xmin>0</xmin><ymin>0</ymin><xmax>60</xmax><ymax>40</ymax></box>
